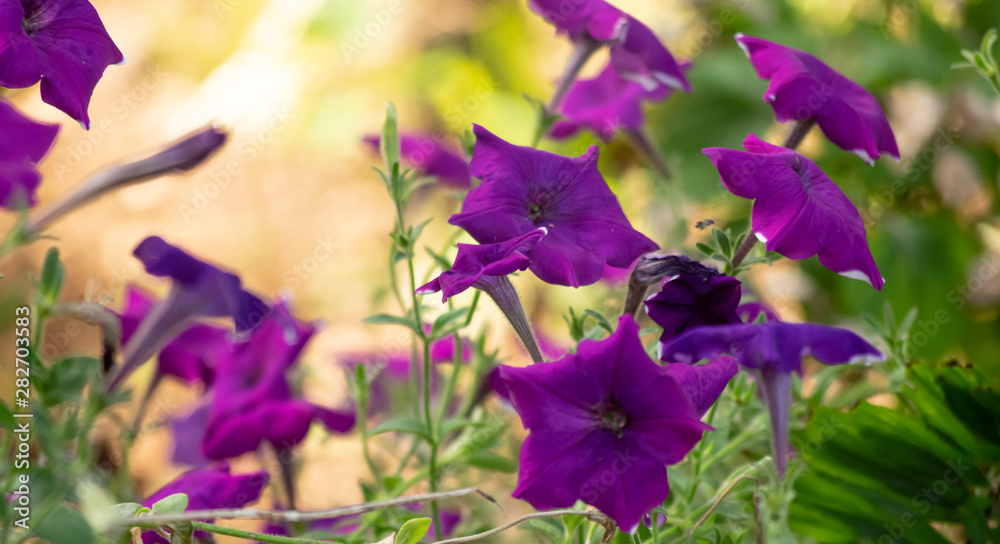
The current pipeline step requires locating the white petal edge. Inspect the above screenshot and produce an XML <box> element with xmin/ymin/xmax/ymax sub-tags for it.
<box><xmin>754</xmin><ymin>232</ymin><xmax>768</xmax><ymax>243</ymax></box>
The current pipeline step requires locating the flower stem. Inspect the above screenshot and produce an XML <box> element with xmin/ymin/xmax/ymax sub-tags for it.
<box><xmin>549</xmin><ymin>37</ymin><xmax>602</xmax><ymax>112</ymax></box>
<box><xmin>728</xmin><ymin>233</ymin><xmax>759</xmax><ymax>272</ymax></box>
<box><xmin>625</xmin><ymin>129</ymin><xmax>671</xmax><ymax>180</ymax></box>
<box><xmin>781</xmin><ymin>117</ymin><xmax>816</xmax><ymax>150</ymax></box>
<box><xmin>478</xmin><ymin>276</ymin><xmax>544</xmax><ymax>362</ymax></box>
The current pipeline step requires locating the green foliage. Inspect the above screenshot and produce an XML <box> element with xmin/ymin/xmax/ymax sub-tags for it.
<box><xmin>790</xmin><ymin>363</ymin><xmax>1000</xmax><ymax>543</ymax></box>
<box><xmin>394</xmin><ymin>517</ymin><xmax>432</xmax><ymax>544</ymax></box>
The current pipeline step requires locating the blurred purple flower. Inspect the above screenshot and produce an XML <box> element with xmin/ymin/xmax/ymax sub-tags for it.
<box><xmin>417</xmin><ymin>228</ymin><xmax>546</xmax><ymax>301</ymax></box>
<box><xmin>364</xmin><ymin>134</ymin><xmax>470</xmax><ymax>188</ymax></box>
<box><xmin>0</xmin><ymin>99</ymin><xmax>58</xmax><ymax>210</ymax></box>
<box><xmin>106</xmin><ymin>236</ymin><xmax>269</xmax><ymax>391</ymax></box>
<box><xmin>116</xmin><ymin>286</ymin><xmax>229</xmax><ymax>386</ymax></box>
<box><xmin>734</xmin><ymin>34</ymin><xmax>898</xmax><ymax>164</ymax></box>
<box><xmin>500</xmin><ymin>315</ymin><xmax>711</xmax><ymax>531</ymax></box>
<box><xmin>191</xmin><ymin>301</ymin><xmax>354</xmax><ymax>461</ymax></box>
<box><xmin>646</xmin><ymin>274</ymin><xmax>742</xmax><ymax>349</ymax></box>
<box><xmin>737</xmin><ymin>301</ymin><xmax>779</xmax><ymax>323</ymax></box>
<box><xmin>662</xmin><ymin>321</ymin><xmax>883</xmax><ymax>477</ymax></box>
<box><xmin>141</xmin><ymin>463</ymin><xmax>268</xmax><ymax>544</ymax></box>
<box><xmin>0</xmin><ymin>0</ymin><xmax>124</xmax><ymax>128</ymax></box>
<box><xmin>549</xmin><ymin>64</ymin><xmax>667</xmax><ymax>141</ymax></box>
<box><xmin>703</xmin><ymin>134</ymin><xmax>884</xmax><ymax>290</ymax></box>
<box><xmin>529</xmin><ymin>0</ymin><xmax>690</xmax><ymax>93</ymax></box>
<box><xmin>450</xmin><ymin>125</ymin><xmax>658</xmax><ymax>287</ymax></box>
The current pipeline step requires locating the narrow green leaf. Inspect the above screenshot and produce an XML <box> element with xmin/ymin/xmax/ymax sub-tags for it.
<box><xmin>39</xmin><ymin>247</ymin><xmax>64</xmax><ymax>303</ymax></box>
<box><xmin>695</xmin><ymin>242</ymin><xmax>715</xmax><ymax>256</ymax></box>
<box><xmin>370</xmin><ymin>417</ymin><xmax>432</xmax><ymax>441</ymax></box>
<box><xmin>363</xmin><ymin>314</ymin><xmax>419</xmax><ymax>334</ymax></box>
<box><xmin>431</xmin><ymin>307</ymin><xmax>469</xmax><ymax>338</ymax></box>
<box><xmin>713</xmin><ymin>228</ymin><xmax>731</xmax><ymax>257</ymax></box>
<box><xmin>464</xmin><ymin>451</ymin><xmax>518</xmax><ymax>473</ymax></box>
<box><xmin>0</xmin><ymin>399</ymin><xmax>14</xmax><ymax>430</ymax></box>
<box><xmin>381</xmin><ymin>102</ymin><xmax>400</xmax><ymax>171</ymax></box>
<box><xmin>395</xmin><ymin>518</ymin><xmax>432</xmax><ymax>544</ymax></box>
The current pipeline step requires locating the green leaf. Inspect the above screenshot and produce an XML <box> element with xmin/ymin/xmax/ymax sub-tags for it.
<box><xmin>395</xmin><ymin>518</ymin><xmax>431</xmax><ymax>544</ymax></box>
<box><xmin>440</xmin><ymin>419</ymin><xmax>486</xmax><ymax>435</ymax></box>
<box><xmin>524</xmin><ymin>517</ymin><xmax>564</xmax><ymax>543</ymax></box>
<box><xmin>363</xmin><ymin>314</ymin><xmax>419</xmax><ymax>334</ymax></box>
<box><xmin>34</xmin><ymin>505</ymin><xmax>95</xmax><ymax>544</ymax></box>
<box><xmin>108</xmin><ymin>503</ymin><xmax>149</xmax><ymax>544</ymax></box>
<box><xmin>39</xmin><ymin>357</ymin><xmax>100</xmax><ymax>406</ymax></box>
<box><xmin>370</xmin><ymin>418</ymin><xmax>432</xmax><ymax>441</ymax></box>
<box><xmin>695</xmin><ymin>242</ymin><xmax>715</xmax><ymax>256</ymax></box>
<box><xmin>464</xmin><ymin>451</ymin><xmax>517</xmax><ymax>473</ymax></box>
<box><xmin>0</xmin><ymin>399</ymin><xmax>14</xmax><ymax>430</ymax></box>
<box><xmin>39</xmin><ymin>247</ymin><xmax>64</xmax><ymax>304</ymax></box>
<box><xmin>381</xmin><ymin>102</ymin><xmax>400</xmax><ymax>171</ymax></box>
<box><xmin>431</xmin><ymin>307</ymin><xmax>469</xmax><ymax>339</ymax></box>
<box><xmin>713</xmin><ymin>228</ymin><xmax>731</xmax><ymax>257</ymax></box>
<box><xmin>151</xmin><ymin>493</ymin><xmax>189</xmax><ymax>515</ymax></box>
<box><xmin>584</xmin><ymin>309</ymin><xmax>613</xmax><ymax>333</ymax></box>
<box><xmin>425</xmin><ymin>248</ymin><xmax>453</xmax><ymax>272</ymax></box>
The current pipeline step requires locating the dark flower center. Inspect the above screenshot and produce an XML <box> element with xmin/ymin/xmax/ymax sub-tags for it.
<box><xmin>594</xmin><ymin>403</ymin><xmax>628</xmax><ymax>437</ymax></box>
<box><xmin>527</xmin><ymin>203</ymin><xmax>543</xmax><ymax>222</ymax></box>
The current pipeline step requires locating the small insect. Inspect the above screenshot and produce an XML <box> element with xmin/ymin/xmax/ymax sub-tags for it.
<box><xmin>694</xmin><ymin>218</ymin><xmax>717</xmax><ymax>230</ymax></box>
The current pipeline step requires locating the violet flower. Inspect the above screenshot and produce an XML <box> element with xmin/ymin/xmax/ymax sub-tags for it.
<box><xmin>662</xmin><ymin>321</ymin><xmax>883</xmax><ymax>477</ymax></box>
<box><xmin>417</xmin><ymin>228</ymin><xmax>547</xmax><ymax>361</ymax></box>
<box><xmin>189</xmin><ymin>301</ymin><xmax>355</xmax><ymax>463</ymax></box>
<box><xmin>549</xmin><ymin>64</ymin><xmax>677</xmax><ymax>141</ymax></box>
<box><xmin>450</xmin><ymin>124</ymin><xmax>658</xmax><ymax>288</ymax></box>
<box><xmin>646</xmin><ymin>274</ymin><xmax>742</xmax><ymax>348</ymax></box>
<box><xmin>141</xmin><ymin>463</ymin><xmax>269</xmax><ymax>544</ymax></box>
<box><xmin>703</xmin><ymin>134</ymin><xmax>884</xmax><ymax>290</ymax></box>
<box><xmin>734</xmin><ymin>34</ymin><xmax>898</xmax><ymax>164</ymax></box>
<box><xmin>663</xmin><ymin>356</ymin><xmax>738</xmax><ymax>417</ymax></box>
<box><xmin>106</xmin><ymin>236</ymin><xmax>269</xmax><ymax>391</ymax></box>
<box><xmin>364</xmin><ymin>134</ymin><xmax>471</xmax><ymax>188</ymax></box>
<box><xmin>500</xmin><ymin>315</ymin><xmax>714</xmax><ymax>531</ymax></box>
<box><xmin>0</xmin><ymin>99</ymin><xmax>58</xmax><ymax>210</ymax></box>
<box><xmin>0</xmin><ymin>0</ymin><xmax>124</xmax><ymax>128</ymax></box>
<box><xmin>529</xmin><ymin>0</ymin><xmax>690</xmax><ymax>102</ymax></box>
<box><xmin>116</xmin><ymin>286</ymin><xmax>229</xmax><ymax>386</ymax></box>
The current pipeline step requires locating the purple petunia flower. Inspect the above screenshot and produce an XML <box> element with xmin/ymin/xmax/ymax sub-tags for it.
<box><xmin>363</xmin><ymin>134</ymin><xmax>471</xmax><ymax>188</ymax></box>
<box><xmin>500</xmin><ymin>315</ymin><xmax>713</xmax><ymax>531</ymax></box>
<box><xmin>116</xmin><ymin>286</ymin><xmax>229</xmax><ymax>386</ymax></box>
<box><xmin>106</xmin><ymin>236</ymin><xmax>269</xmax><ymax>391</ymax></box>
<box><xmin>450</xmin><ymin>125</ymin><xmax>658</xmax><ymax>288</ymax></box>
<box><xmin>0</xmin><ymin>99</ymin><xmax>58</xmax><ymax>210</ymax></box>
<box><xmin>176</xmin><ymin>301</ymin><xmax>354</xmax><ymax>463</ymax></box>
<box><xmin>734</xmin><ymin>34</ymin><xmax>898</xmax><ymax>164</ymax></box>
<box><xmin>549</xmin><ymin>63</ymin><xmax>680</xmax><ymax>141</ymax></box>
<box><xmin>662</xmin><ymin>321</ymin><xmax>883</xmax><ymax>477</ymax></box>
<box><xmin>141</xmin><ymin>463</ymin><xmax>269</xmax><ymax>544</ymax></box>
<box><xmin>703</xmin><ymin>134</ymin><xmax>884</xmax><ymax>290</ymax></box>
<box><xmin>0</xmin><ymin>0</ymin><xmax>124</xmax><ymax>128</ymax></box>
<box><xmin>417</xmin><ymin>228</ymin><xmax>546</xmax><ymax>301</ymax></box>
<box><xmin>646</xmin><ymin>274</ymin><xmax>742</xmax><ymax>349</ymax></box>
<box><xmin>529</xmin><ymin>0</ymin><xmax>690</xmax><ymax>94</ymax></box>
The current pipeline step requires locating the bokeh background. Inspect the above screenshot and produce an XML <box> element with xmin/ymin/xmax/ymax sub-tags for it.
<box><xmin>2</xmin><ymin>0</ymin><xmax>1000</xmax><ymax>537</ymax></box>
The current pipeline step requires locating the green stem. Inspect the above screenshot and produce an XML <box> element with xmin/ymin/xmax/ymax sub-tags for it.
<box><xmin>699</xmin><ymin>414</ymin><xmax>767</xmax><ymax>475</ymax></box>
<box><xmin>184</xmin><ymin>521</ymin><xmax>332</xmax><ymax>544</ymax></box>
<box><xmin>684</xmin><ymin>398</ymin><xmax>722</xmax><ymax>507</ymax></box>
<box><xmin>346</xmin><ymin>468</ymin><xmax>431</xmax><ymax>540</ymax></box>
<box><xmin>358</xmin><ymin>379</ymin><xmax>383</xmax><ymax>489</ymax></box>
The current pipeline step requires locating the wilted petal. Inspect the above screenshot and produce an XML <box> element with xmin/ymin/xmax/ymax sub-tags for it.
<box><xmin>704</xmin><ymin>134</ymin><xmax>884</xmax><ymax>290</ymax></box>
<box><xmin>645</xmin><ymin>274</ymin><xmax>742</xmax><ymax>346</ymax></box>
